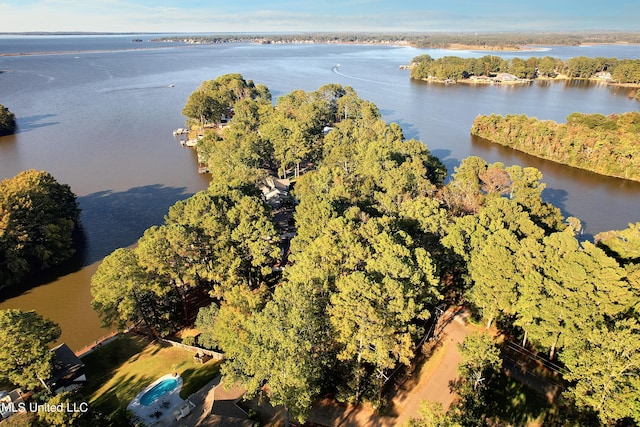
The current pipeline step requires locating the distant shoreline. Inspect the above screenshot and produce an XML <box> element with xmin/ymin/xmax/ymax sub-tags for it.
<box><xmin>2</xmin><ymin>38</ymin><xmax>640</xmax><ymax>60</ymax></box>
<box><xmin>445</xmin><ymin>43</ymin><xmax>547</xmax><ymax>52</ymax></box>
<box><xmin>0</xmin><ymin>46</ymin><xmax>168</xmax><ymax>57</ymax></box>
<box><xmin>415</xmin><ymin>75</ymin><xmax>640</xmax><ymax>89</ymax></box>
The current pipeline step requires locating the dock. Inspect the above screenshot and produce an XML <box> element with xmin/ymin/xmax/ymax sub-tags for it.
<box><xmin>173</xmin><ymin>128</ymin><xmax>189</xmax><ymax>137</ymax></box>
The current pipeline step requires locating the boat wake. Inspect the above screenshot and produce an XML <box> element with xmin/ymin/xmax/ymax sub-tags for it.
<box><xmin>96</xmin><ymin>84</ymin><xmax>175</xmax><ymax>93</ymax></box>
<box><xmin>331</xmin><ymin>65</ymin><xmax>390</xmax><ymax>86</ymax></box>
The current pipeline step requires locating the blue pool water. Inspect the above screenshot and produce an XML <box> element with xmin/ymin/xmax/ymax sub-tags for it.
<box><xmin>140</xmin><ymin>378</ymin><xmax>178</xmax><ymax>406</ymax></box>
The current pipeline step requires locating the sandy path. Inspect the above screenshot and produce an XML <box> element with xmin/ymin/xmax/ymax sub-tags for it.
<box><xmin>391</xmin><ymin>309</ymin><xmax>473</xmax><ymax>426</ymax></box>
<box><xmin>306</xmin><ymin>308</ymin><xmax>474</xmax><ymax>427</ymax></box>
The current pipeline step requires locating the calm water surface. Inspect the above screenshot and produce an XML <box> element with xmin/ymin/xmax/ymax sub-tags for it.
<box><xmin>0</xmin><ymin>36</ymin><xmax>639</xmax><ymax>349</ymax></box>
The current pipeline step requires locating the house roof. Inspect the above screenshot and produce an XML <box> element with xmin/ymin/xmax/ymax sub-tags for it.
<box><xmin>199</xmin><ymin>414</ymin><xmax>253</xmax><ymax>427</ymax></box>
<box><xmin>263</xmin><ymin>176</ymin><xmax>290</xmax><ymax>190</ymax></box>
<box><xmin>50</xmin><ymin>343</ymin><xmax>84</xmax><ymax>386</ymax></box>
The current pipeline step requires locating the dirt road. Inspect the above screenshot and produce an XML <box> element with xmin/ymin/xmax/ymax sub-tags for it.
<box><xmin>307</xmin><ymin>308</ymin><xmax>475</xmax><ymax>427</ymax></box>
<box><xmin>390</xmin><ymin>308</ymin><xmax>474</xmax><ymax>426</ymax></box>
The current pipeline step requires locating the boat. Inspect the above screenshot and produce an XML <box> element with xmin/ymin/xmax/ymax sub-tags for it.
<box><xmin>168</xmin><ymin>84</ymin><xmax>175</xmax><ymax>88</ymax></box>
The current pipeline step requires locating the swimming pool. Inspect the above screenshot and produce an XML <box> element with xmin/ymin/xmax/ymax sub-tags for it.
<box><xmin>127</xmin><ymin>374</ymin><xmax>185</xmax><ymax>425</ymax></box>
<box><xmin>139</xmin><ymin>378</ymin><xmax>178</xmax><ymax>406</ymax></box>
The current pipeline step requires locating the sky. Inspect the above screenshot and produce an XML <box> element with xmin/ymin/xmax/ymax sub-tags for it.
<box><xmin>0</xmin><ymin>0</ymin><xmax>638</xmax><ymax>33</ymax></box>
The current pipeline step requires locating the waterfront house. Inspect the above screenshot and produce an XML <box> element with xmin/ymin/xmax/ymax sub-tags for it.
<box><xmin>495</xmin><ymin>72</ymin><xmax>519</xmax><ymax>82</ymax></box>
<box><xmin>594</xmin><ymin>71</ymin><xmax>612</xmax><ymax>81</ymax></box>
<box><xmin>260</xmin><ymin>176</ymin><xmax>290</xmax><ymax>207</ymax></box>
<box><xmin>49</xmin><ymin>343</ymin><xmax>87</xmax><ymax>394</ymax></box>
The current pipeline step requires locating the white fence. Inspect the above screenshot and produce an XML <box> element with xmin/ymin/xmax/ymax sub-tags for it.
<box><xmin>157</xmin><ymin>338</ymin><xmax>225</xmax><ymax>360</ymax></box>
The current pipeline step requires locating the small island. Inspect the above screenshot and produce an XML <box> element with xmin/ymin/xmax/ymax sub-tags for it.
<box><xmin>471</xmin><ymin>112</ymin><xmax>640</xmax><ymax>181</ymax></box>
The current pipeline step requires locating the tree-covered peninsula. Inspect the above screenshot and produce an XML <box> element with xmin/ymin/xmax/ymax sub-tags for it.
<box><xmin>0</xmin><ymin>170</ymin><xmax>81</xmax><ymax>288</ymax></box>
<box><xmin>92</xmin><ymin>74</ymin><xmax>640</xmax><ymax>425</ymax></box>
<box><xmin>0</xmin><ymin>103</ymin><xmax>16</xmax><ymax>136</ymax></box>
<box><xmin>410</xmin><ymin>54</ymin><xmax>640</xmax><ymax>86</ymax></box>
<box><xmin>471</xmin><ymin>112</ymin><xmax>640</xmax><ymax>182</ymax></box>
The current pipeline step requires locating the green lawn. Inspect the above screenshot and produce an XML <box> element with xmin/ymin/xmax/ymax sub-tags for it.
<box><xmin>79</xmin><ymin>333</ymin><xmax>221</xmax><ymax>422</ymax></box>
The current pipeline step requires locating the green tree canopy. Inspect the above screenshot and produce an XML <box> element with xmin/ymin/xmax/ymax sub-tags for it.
<box><xmin>0</xmin><ymin>170</ymin><xmax>80</xmax><ymax>288</ymax></box>
<box><xmin>595</xmin><ymin>222</ymin><xmax>640</xmax><ymax>262</ymax></box>
<box><xmin>90</xmin><ymin>247</ymin><xmax>178</xmax><ymax>335</ymax></box>
<box><xmin>0</xmin><ymin>103</ymin><xmax>16</xmax><ymax>136</ymax></box>
<box><xmin>0</xmin><ymin>309</ymin><xmax>61</xmax><ymax>389</ymax></box>
<box><xmin>457</xmin><ymin>332</ymin><xmax>502</xmax><ymax>390</ymax></box>
<box><xmin>472</xmin><ymin>112</ymin><xmax>640</xmax><ymax>182</ymax></box>
<box><xmin>516</xmin><ymin>231</ymin><xmax>634</xmax><ymax>359</ymax></box>
<box><xmin>163</xmin><ymin>185</ymin><xmax>280</xmax><ymax>298</ymax></box>
<box><xmin>563</xmin><ymin>319</ymin><xmax>640</xmax><ymax>424</ymax></box>
<box><xmin>183</xmin><ymin>73</ymin><xmax>271</xmax><ymax>129</ymax></box>
<box><xmin>407</xmin><ymin>400</ymin><xmax>460</xmax><ymax>427</ymax></box>
<box><xmin>181</xmin><ymin>91</ymin><xmax>221</xmax><ymax>130</ymax></box>
<box><xmin>212</xmin><ymin>280</ymin><xmax>333</xmax><ymax>422</ymax></box>
<box><xmin>37</xmin><ymin>392</ymin><xmax>92</xmax><ymax>426</ymax></box>
<box><xmin>410</xmin><ymin>54</ymin><xmax>640</xmax><ymax>83</ymax></box>
<box><xmin>450</xmin><ymin>332</ymin><xmax>502</xmax><ymax>427</ymax></box>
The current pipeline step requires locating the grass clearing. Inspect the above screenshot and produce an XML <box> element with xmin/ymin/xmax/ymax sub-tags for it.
<box><xmin>79</xmin><ymin>333</ymin><xmax>221</xmax><ymax>422</ymax></box>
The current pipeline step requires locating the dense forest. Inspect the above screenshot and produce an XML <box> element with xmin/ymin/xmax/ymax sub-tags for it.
<box><xmin>0</xmin><ymin>103</ymin><xmax>16</xmax><ymax>136</ymax></box>
<box><xmin>153</xmin><ymin>31</ymin><xmax>640</xmax><ymax>49</ymax></box>
<box><xmin>91</xmin><ymin>74</ymin><xmax>640</xmax><ymax>425</ymax></box>
<box><xmin>410</xmin><ymin>54</ymin><xmax>640</xmax><ymax>84</ymax></box>
<box><xmin>471</xmin><ymin>112</ymin><xmax>640</xmax><ymax>182</ymax></box>
<box><xmin>0</xmin><ymin>170</ymin><xmax>81</xmax><ymax>289</ymax></box>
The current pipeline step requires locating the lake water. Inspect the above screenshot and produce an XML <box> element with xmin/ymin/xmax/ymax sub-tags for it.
<box><xmin>0</xmin><ymin>36</ymin><xmax>639</xmax><ymax>350</ymax></box>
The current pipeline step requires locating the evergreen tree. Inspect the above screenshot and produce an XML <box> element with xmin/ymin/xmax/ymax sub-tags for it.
<box><xmin>563</xmin><ymin>319</ymin><xmax>640</xmax><ymax>424</ymax></box>
<box><xmin>0</xmin><ymin>103</ymin><xmax>16</xmax><ymax>136</ymax></box>
<box><xmin>0</xmin><ymin>309</ymin><xmax>61</xmax><ymax>389</ymax></box>
<box><xmin>0</xmin><ymin>170</ymin><xmax>80</xmax><ymax>287</ymax></box>
<box><xmin>90</xmin><ymin>247</ymin><xmax>177</xmax><ymax>334</ymax></box>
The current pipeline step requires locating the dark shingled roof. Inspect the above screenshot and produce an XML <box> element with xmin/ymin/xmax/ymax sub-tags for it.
<box><xmin>50</xmin><ymin>343</ymin><xmax>84</xmax><ymax>386</ymax></box>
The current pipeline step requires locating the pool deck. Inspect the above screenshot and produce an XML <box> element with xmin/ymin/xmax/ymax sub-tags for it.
<box><xmin>128</xmin><ymin>373</ymin><xmax>191</xmax><ymax>426</ymax></box>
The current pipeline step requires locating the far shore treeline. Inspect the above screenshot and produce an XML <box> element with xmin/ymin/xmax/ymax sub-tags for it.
<box><xmin>152</xmin><ymin>31</ymin><xmax>640</xmax><ymax>49</ymax></box>
<box><xmin>410</xmin><ymin>54</ymin><xmax>640</xmax><ymax>85</ymax></box>
<box><xmin>471</xmin><ymin>112</ymin><xmax>640</xmax><ymax>182</ymax></box>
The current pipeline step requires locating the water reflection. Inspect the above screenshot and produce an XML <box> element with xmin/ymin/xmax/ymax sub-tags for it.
<box><xmin>15</xmin><ymin>113</ymin><xmax>60</xmax><ymax>132</ymax></box>
<box><xmin>0</xmin><ymin>184</ymin><xmax>194</xmax><ymax>350</ymax></box>
<box><xmin>78</xmin><ymin>184</ymin><xmax>192</xmax><ymax>265</ymax></box>
<box><xmin>430</xmin><ymin>149</ymin><xmax>459</xmax><ymax>179</ymax></box>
